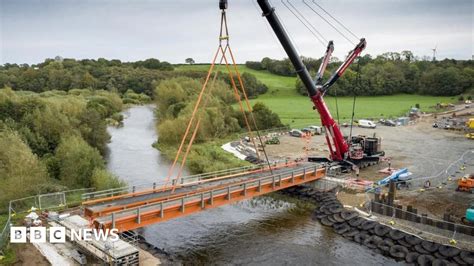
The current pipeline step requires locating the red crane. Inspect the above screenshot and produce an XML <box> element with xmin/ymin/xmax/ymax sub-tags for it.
<box><xmin>256</xmin><ymin>0</ymin><xmax>383</xmax><ymax>169</ymax></box>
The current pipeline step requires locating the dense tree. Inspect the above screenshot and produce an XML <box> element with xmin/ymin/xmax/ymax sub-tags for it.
<box><xmin>0</xmin><ymin>87</ymin><xmax>125</xmax><ymax>209</ymax></box>
<box><xmin>185</xmin><ymin>58</ymin><xmax>195</xmax><ymax>65</ymax></box>
<box><xmin>245</xmin><ymin>61</ymin><xmax>263</xmax><ymax>70</ymax></box>
<box><xmin>289</xmin><ymin>52</ymin><xmax>473</xmax><ymax>96</ymax></box>
<box><xmin>78</xmin><ymin>109</ymin><xmax>110</xmax><ymax>155</ymax></box>
<box><xmin>419</xmin><ymin>67</ymin><xmax>471</xmax><ymax>96</ymax></box>
<box><xmin>0</xmin><ymin>58</ymin><xmax>174</xmax><ymax>96</ymax></box>
<box><xmin>248</xmin><ymin>57</ymin><xmax>296</xmax><ymax>76</ymax></box>
<box><xmin>55</xmin><ymin>135</ymin><xmax>104</xmax><ymax>188</ymax></box>
<box><xmin>219</xmin><ymin>72</ymin><xmax>268</xmax><ymax>98</ymax></box>
<box><xmin>0</xmin><ymin>129</ymin><xmax>49</xmax><ymax>209</ymax></box>
<box><xmin>250</xmin><ymin>102</ymin><xmax>284</xmax><ymax>130</ymax></box>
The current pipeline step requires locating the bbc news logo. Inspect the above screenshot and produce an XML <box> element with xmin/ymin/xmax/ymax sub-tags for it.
<box><xmin>10</xmin><ymin>227</ymin><xmax>119</xmax><ymax>243</ymax></box>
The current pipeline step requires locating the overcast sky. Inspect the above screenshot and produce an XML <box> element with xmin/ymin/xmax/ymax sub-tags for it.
<box><xmin>0</xmin><ymin>0</ymin><xmax>472</xmax><ymax>65</ymax></box>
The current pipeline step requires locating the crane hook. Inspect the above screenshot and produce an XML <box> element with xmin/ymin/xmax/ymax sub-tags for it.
<box><xmin>219</xmin><ymin>0</ymin><xmax>228</xmax><ymax>10</ymax></box>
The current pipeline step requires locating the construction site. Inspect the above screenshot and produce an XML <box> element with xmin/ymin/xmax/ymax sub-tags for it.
<box><xmin>1</xmin><ymin>0</ymin><xmax>473</xmax><ymax>265</ymax></box>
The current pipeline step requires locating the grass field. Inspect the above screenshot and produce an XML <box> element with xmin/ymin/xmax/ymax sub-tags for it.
<box><xmin>176</xmin><ymin>65</ymin><xmax>456</xmax><ymax>126</ymax></box>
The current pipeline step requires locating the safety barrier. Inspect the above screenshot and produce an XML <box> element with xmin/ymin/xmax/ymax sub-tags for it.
<box><xmin>378</xmin><ymin>150</ymin><xmax>474</xmax><ymax>191</ymax></box>
<box><xmin>0</xmin><ymin>188</ymin><xmax>94</xmax><ymax>251</ymax></box>
<box><xmin>371</xmin><ymin>201</ymin><xmax>474</xmax><ymax>237</ymax></box>
<box><xmin>0</xmin><ymin>216</ymin><xmax>11</xmax><ymax>252</ymax></box>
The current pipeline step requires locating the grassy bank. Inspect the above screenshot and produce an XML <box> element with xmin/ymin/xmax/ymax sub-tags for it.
<box><xmin>155</xmin><ymin>137</ymin><xmax>249</xmax><ymax>175</ymax></box>
<box><xmin>176</xmin><ymin>65</ymin><xmax>456</xmax><ymax>126</ymax></box>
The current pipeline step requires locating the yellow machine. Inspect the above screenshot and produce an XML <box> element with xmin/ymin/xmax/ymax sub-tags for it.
<box><xmin>467</xmin><ymin>118</ymin><xmax>474</xmax><ymax>129</ymax></box>
<box><xmin>466</xmin><ymin>118</ymin><xmax>474</xmax><ymax>139</ymax></box>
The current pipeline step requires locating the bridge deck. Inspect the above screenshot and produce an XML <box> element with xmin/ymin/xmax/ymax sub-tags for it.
<box><xmin>84</xmin><ymin>162</ymin><xmax>324</xmax><ymax>232</ymax></box>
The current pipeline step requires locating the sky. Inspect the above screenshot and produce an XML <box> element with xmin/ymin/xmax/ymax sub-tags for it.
<box><xmin>0</xmin><ymin>0</ymin><xmax>472</xmax><ymax>65</ymax></box>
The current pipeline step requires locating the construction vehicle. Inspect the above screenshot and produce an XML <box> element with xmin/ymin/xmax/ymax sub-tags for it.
<box><xmin>461</xmin><ymin>202</ymin><xmax>474</xmax><ymax>225</ymax></box>
<box><xmin>257</xmin><ymin>0</ymin><xmax>384</xmax><ymax>170</ymax></box>
<box><xmin>457</xmin><ymin>174</ymin><xmax>474</xmax><ymax>193</ymax></box>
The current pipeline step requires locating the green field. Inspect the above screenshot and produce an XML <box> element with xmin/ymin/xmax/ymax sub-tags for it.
<box><xmin>176</xmin><ymin>65</ymin><xmax>456</xmax><ymax>126</ymax></box>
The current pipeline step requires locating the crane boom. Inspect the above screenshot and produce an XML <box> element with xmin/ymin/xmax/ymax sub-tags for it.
<box><xmin>257</xmin><ymin>0</ymin><xmax>350</xmax><ymax>160</ymax></box>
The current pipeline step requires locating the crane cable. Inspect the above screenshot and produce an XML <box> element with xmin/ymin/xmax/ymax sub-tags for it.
<box><xmin>161</xmin><ymin>46</ymin><xmax>220</xmax><ymax>191</ymax></box>
<box><xmin>169</xmin><ymin>47</ymin><xmax>230</xmax><ymax>191</ymax></box>
<box><xmin>349</xmin><ymin>58</ymin><xmax>361</xmax><ymax>141</ymax></box>
<box><xmin>303</xmin><ymin>0</ymin><xmax>357</xmax><ymax>45</ymax></box>
<box><xmin>166</xmin><ymin>6</ymin><xmax>274</xmax><ymax>192</ymax></box>
<box><xmin>282</xmin><ymin>0</ymin><xmax>327</xmax><ymax>47</ymax></box>
<box><xmin>217</xmin><ymin>8</ymin><xmax>274</xmax><ymax>174</ymax></box>
<box><xmin>310</xmin><ymin>0</ymin><xmax>359</xmax><ymax>41</ymax></box>
<box><xmin>167</xmin><ymin>10</ymin><xmax>258</xmax><ymax>191</ymax></box>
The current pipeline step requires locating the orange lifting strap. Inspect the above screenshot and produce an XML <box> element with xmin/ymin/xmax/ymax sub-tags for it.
<box><xmin>161</xmin><ymin>5</ymin><xmax>273</xmax><ymax>193</ymax></box>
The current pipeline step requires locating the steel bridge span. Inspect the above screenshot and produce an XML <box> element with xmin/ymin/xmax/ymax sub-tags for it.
<box><xmin>81</xmin><ymin>162</ymin><xmax>325</xmax><ymax>232</ymax></box>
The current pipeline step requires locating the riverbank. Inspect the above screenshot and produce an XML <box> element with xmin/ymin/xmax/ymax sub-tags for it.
<box><xmin>104</xmin><ymin>105</ymin><xmax>398</xmax><ymax>264</ymax></box>
<box><xmin>155</xmin><ymin>138</ymin><xmax>249</xmax><ymax>175</ymax></box>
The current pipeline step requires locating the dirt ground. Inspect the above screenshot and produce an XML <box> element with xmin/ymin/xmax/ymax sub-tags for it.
<box><xmin>261</xmin><ymin>106</ymin><xmax>474</xmax><ymax>219</ymax></box>
<box><xmin>9</xmin><ymin>243</ymin><xmax>50</xmax><ymax>266</ymax></box>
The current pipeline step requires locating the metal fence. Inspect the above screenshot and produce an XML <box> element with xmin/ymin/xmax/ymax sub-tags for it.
<box><xmin>368</xmin><ymin>200</ymin><xmax>474</xmax><ymax>250</ymax></box>
<box><xmin>364</xmin><ymin>149</ymin><xmax>474</xmax><ymax>193</ymax></box>
<box><xmin>0</xmin><ymin>215</ymin><xmax>11</xmax><ymax>253</ymax></box>
<box><xmin>0</xmin><ymin>188</ymin><xmax>94</xmax><ymax>251</ymax></box>
<box><xmin>403</xmin><ymin>149</ymin><xmax>474</xmax><ymax>189</ymax></box>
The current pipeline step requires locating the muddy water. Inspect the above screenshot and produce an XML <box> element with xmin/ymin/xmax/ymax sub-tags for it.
<box><xmin>106</xmin><ymin>105</ymin><xmax>397</xmax><ymax>265</ymax></box>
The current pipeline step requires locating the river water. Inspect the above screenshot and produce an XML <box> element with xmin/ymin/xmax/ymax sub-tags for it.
<box><xmin>107</xmin><ymin>105</ymin><xmax>397</xmax><ymax>265</ymax></box>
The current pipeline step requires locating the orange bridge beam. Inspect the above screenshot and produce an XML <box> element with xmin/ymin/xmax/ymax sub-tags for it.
<box><xmin>93</xmin><ymin>166</ymin><xmax>325</xmax><ymax>232</ymax></box>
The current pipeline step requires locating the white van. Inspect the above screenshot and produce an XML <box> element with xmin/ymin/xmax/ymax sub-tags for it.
<box><xmin>308</xmin><ymin>125</ymin><xmax>323</xmax><ymax>135</ymax></box>
<box><xmin>358</xmin><ymin>119</ymin><xmax>376</xmax><ymax>129</ymax></box>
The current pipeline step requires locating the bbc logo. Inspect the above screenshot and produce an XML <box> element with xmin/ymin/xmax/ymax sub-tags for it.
<box><xmin>10</xmin><ymin>227</ymin><xmax>66</xmax><ymax>243</ymax></box>
<box><xmin>11</xmin><ymin>226</ymin><xmax>119</xmax><ymax>243</ymax></box>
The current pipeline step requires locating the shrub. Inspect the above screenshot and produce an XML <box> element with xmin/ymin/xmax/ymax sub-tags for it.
<box><xmin>91</xmin><ymin>169</ymin><xmax>125</xmax><ymax>191</ymax></box>
<box><xmin>55</xmin><ymin>135</ymin><xmax>104</xmax><ymax>188</ymax></box>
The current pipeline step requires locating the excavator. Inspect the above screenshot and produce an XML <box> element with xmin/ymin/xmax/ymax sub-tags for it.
<box><xmin>256</xmin><ymin>0</ymin><xmax>384</xmax><ymax>171</ymax></box>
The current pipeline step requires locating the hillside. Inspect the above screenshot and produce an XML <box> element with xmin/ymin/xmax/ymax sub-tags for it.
<box><xmin>176</xmin><ymin>65</ymin><xmax>455</xmax><ymax>126</ymax></box>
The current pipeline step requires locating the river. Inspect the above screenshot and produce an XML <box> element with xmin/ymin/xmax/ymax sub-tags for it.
<box><xmin>106</xmin><ymin>105</ymin><xmax>397</xmax><ymax>265</ymax></box>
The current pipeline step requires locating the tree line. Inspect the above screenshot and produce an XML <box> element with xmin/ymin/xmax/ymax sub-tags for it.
<box><xmin>0</xmin><ymin>88</ymin><xmax>125</xmax><ymax>211</ymax></box>
<box><xmin>246</xmin><ymin>52</ymin><xmax>473</xmax><ymax>96</ymax></box>
<box><xmin>0</xmin><ymin>58</ymin><xmax>268</xmax><ymax>99</ymax></box>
